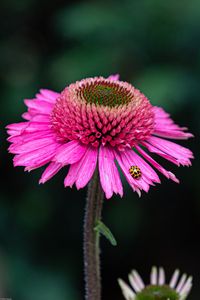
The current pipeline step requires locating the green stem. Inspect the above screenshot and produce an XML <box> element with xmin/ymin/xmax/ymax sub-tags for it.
<box><xmin>83</xmin><ymin>169</ymin><xmax>104</xmax><ymax>300</ymax></box>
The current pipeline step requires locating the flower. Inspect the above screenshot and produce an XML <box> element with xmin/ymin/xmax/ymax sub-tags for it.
<box><xmin>118</xmin><ymin>266</ymin><xmax>192</xmax><ymax>300</ymax></box>
<box><xmin>7</xmin><ymin>75</ymin><xmax>193</xmax><ymax>198</ymax></box>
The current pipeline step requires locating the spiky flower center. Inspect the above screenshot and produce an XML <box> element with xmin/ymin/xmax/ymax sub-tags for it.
<box><xmin>76</xmin><ymin>80</ymin><xmax>133</xmax><ymax>107</ymax></box>
<box><xmin>51</xmin><ymin>77</ymin><xmax>155</xmax><ymax>150</ymax></box>
<box><xmin>136</xmin><ymin>285</ymin><xmax>179</xmax><ymax>300</ymax></box>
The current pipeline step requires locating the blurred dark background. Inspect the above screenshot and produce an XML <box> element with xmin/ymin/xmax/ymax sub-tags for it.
<box><xmin>0</xmin><ymin>0</ymin><xmax>199</xmax><ymax>299</ymax></box>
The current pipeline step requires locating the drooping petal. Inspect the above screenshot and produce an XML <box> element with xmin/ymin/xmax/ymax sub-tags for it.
<box><xmin>64</xmin><ymin>146</ymin><xmax>98</xmax><ymax>189</ymax></box>
<box><xmin>7</xmin><ymin>121</ymin><xmax>52</xmax><ymax>136</ymax></box>
<box><xmin>24</xmin><ymin>99</ymin><xmax>54</xmax><ymax>115</ymax></box>
<box><xmin>98</xmin><ymin>146</ymin><xmax>123</xmax><ymax>199</ymax></box>
<box><xmin>26</xmin><ymin>114</ymin><xmax>51</xmax><ymax>123</ymax></box>
<box><xmin>127</xmin><ymin>149</ymin><xmax>160</xmax><ymax>184</ymax></box>
<box><xmin>142</xmin><ymin>142</ymin><xmax>179</xmax><ymax>165</ymax></box>
<box><xmin>8</xmin><ymin>130</ymin><xmax>54</xmax><ymax>144</ymax></box>
<box><xmin>9</xmin><ymin>136</ymin><xmax>57</xmax><ymax>154</ymax></box>
<box><xmin>7</xmin><ymin>114</ymin><xmax>52</xmax><ymax>142</ymax></box>
<box><xmin>143</xmin><ymin>136</ymin><xmax>193</xmax><ymax>166</ymax></box>
<box><xmin>114</xmin><ymin>151</ymin><xmax>146</xmax><ymax>194</ymax></box>
<box><xmin>153</xmin><ymin>107</ymin><xmax>193</xmax><ymax>140</ymax></box>
<box><xmin>136</xmin><ymin>146</ymin><xmax>179</xmax><ymax>183</ymax></box>
<box><xmin>38</xmin><ymin>89</ymin><xmax>60</xmax><ymax>103</ymax></box>
<box><xmin>20</xmin><ymin>89</ymin><xmax>59</xmax><ymax>120</ymax></box>
<box><xmin>22</xmin><ymin>112</ymin><xmax>32</xmax><ymax>120</ymax></box>
<box><xmin>54</xmin><ymin>140</ymin><xmax>87</xmax><ymax>165</ymax></box>
<box><xmin>114</xmin><ymin>148</ymin><xmax>160</xmax><ymax>195</ymax></box>
<box><xmin>6</xmin><ymin>122</ymin><xmax>29</xmax><ymax>136</ymax></box>
<box><xmin>13</xmin><ymin>143</ymin><xmax>60</xmax><ymax>168</ymax></box>
<box><xmin>39</xmin><ymin>162</ymin><xmax>62</xmax><ymax>184</ymax></box>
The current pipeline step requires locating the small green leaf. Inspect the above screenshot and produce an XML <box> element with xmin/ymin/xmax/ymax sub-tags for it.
<box><xmin>94</xmin><ymin>220</ymin><xmax>117</xmax><ymax>246</ymax></box>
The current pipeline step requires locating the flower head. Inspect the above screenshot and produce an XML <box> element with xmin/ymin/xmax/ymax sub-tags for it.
<box><xmin>7</xmin><ymin>75</ymin><xmax>193</xmax><ymax>198</ymax></box>
<box><xmin>118</xmin><ymin>267</ymin><xmax>192</xmax><ymax>300</ymax></box>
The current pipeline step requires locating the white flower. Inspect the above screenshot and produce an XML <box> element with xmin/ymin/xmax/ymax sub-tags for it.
<box><xmin>118</xmin><ymin>267</ymin><xmax>192</xmax><ymax>300</ymax></box>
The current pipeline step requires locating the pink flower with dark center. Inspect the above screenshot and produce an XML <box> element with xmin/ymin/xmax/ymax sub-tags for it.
<box><xmin>7</xmin><ymin>75</ymin><xmax>193</xmax><ymax>198</ymax></box>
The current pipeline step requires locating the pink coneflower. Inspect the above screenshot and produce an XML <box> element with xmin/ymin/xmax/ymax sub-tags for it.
<box><xmin>118</xmin><ymin>266</ymin><xmax>192</xmax><ymax>300</ymax></box>
<box><xmin>7</xmin><ymin>75</ymin><xmax>193</xmax><ymax>198</ymax></box>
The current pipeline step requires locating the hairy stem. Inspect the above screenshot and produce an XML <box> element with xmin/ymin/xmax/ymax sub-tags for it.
<box><xmin>83</xmin><ymin>169</ymin><xmax>104</xmax><ymax>300</ymax></box>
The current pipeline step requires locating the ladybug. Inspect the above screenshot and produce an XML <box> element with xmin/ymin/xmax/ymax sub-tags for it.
<box><xmin>129</xmin><ymin>166</ymin><xmax>142</xmax><ymax>179</ymax></box>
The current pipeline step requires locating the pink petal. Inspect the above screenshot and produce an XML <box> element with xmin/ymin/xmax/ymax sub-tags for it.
<box><xmin>9</xmin><ymin>137</ymin><xmax>56</xmax><ymax>154</ymax></box>
<box><xmin>22</xmin><ymin>112</ymin><xmax>32</xmax><ymax>120</ymax></box>
<box><xmin>64</xmin><ymin>146</ymin><xmax>98</xmax><ymax>189</ymax></box>
<box><xmin>136</xmin><ymin>145</ymin><xmax>180</xmax><ymax>183</ymax></box>
<box><xmin>114</xmin><ymin>149</ymin><xmax>160</xmax><ymax>195</ymax></box>
<box><xmin>144</xmin><ymin>136</ymin><xmax>193</xmax><ymax>166</ymax></box>
<box><xmin>39</xmin><ymin>162</ymin><xmax>62</xmax><ymax>184</ymax></box>
<box><xmin>7</xmin><ymin>121</ymin><xmax>51</xmax><ymax>136</ymax></box>
<box><xmin>108</xmin><ymin>74</ymin><xmax>120</xmax><ymax>81</ymax></box>
<box><xmin>142</xmin><ymin>141</ymin><xmax>180</xmax><ymax>166</ymax></box>
<box><xmin>13</xmin><ymin>143</ymin><xmax>60</xmax><ymax>168</ymax></box>
<box><xmin>38</xmin><ymin>89</ymin><xmax>60</xmax><ymax>103</ymax></box>
<box><xmin>6</xmin><ymin>122</ymin><xmax>28</xmax><ymax>131</ymax></box>
<box><xmin>8</xmin><ymin>131</ymin><xmax>53</xmax><ymax>144</ymax></box>
<box><xmin>20</xmin><ymin>122</ymin><xmax>51</xmax><ymax>133</ymax></box>
<box><xmin>123</xmin><ymin>150</ymin><xmax>160</xmax><ymax>186</ymax></box>
<box><xmin>6</xmin><ymin>122</ymin><xmax>34</xmax><ymax>137</ymax></box>
<box><xmin>98</xmin><ymin>146</ymin><xmax>123</xmax><ymax>199</ymax></box>
<box><xmin>114</xmin><ymin>150</ymin><xmax>144</xmax><ymax>195</ymax></box>
<box><xmin>26</xmin><ymin>114</ymin><xmax>50</xmax><ymax>123</ymax></box>
<box><xmin>54</xmin><ymin>140</ymin><xmax>87</xmax><ymax>165</ymax></box>
<box><xmin>153</xmin><ymin>107</ymin><xmax>194</xmax><ymax>139</ymax></box>
<box><xmin>23</xmin><ymin>112</ymin><xmax>51</xmax><ymax>122</ymax></box>
<box><xmin>24</xmin><ymin>99</ymin><xmax>54</xmax><ymax>115</ymax></box>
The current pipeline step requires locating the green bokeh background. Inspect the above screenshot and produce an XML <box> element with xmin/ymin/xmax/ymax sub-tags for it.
<box><xmin>0</xmin><ymin>0</ymin><xmax>199</xmax><ymax>299</ymax></box>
